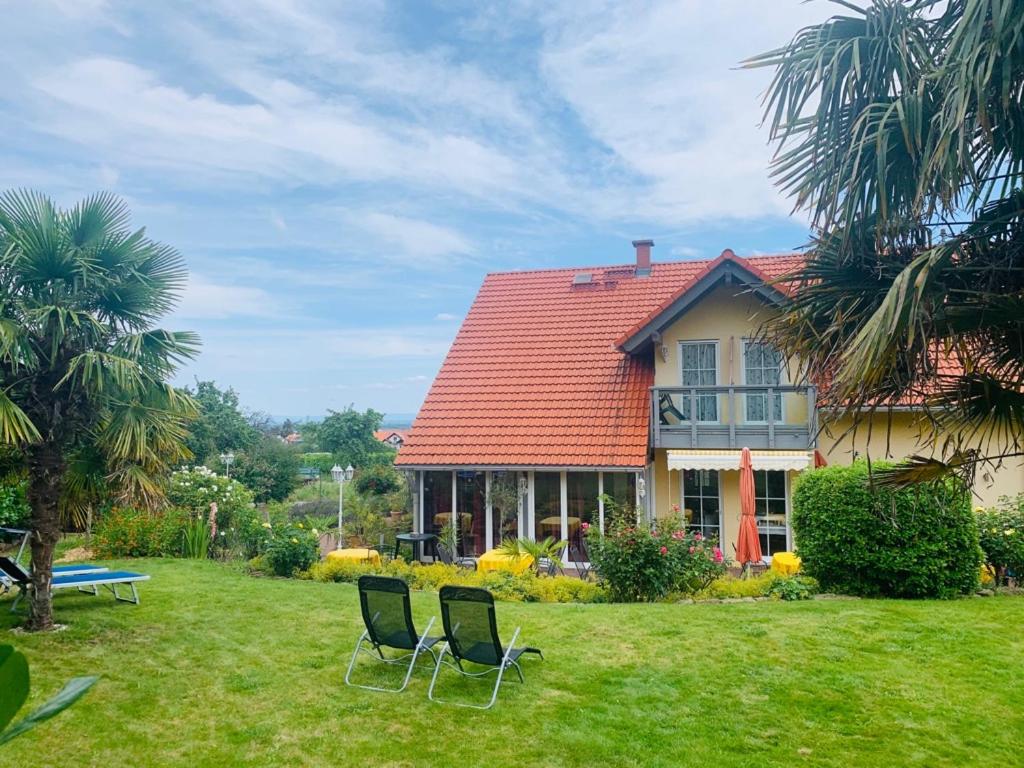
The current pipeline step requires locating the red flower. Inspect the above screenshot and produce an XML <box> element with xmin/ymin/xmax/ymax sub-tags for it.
<box><xmin>714</xmin><ymin>547</ymin><xmax>724</xmax><ymax>563</ymax></box>
<box><xmin>659</xmin><ymin>546</ymin><xmax>668</xmax><ymax>555</ymax></box>
<box><xmin>581</xmin><ymin>521</ymin><xmax>590</xmax><ymax>531</ymax></box>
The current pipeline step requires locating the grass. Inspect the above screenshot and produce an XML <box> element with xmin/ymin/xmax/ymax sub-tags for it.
<box><xmin>2</xmin><ymin>559</ymin><xmax>1022</xmax><ymax>767</ymax></box>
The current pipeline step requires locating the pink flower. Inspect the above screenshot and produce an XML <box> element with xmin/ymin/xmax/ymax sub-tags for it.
<box><xmin>672</xmin><ymin>530</ymin><xmax>685</xmax><ymax>540</ymax></box>
<box><xmin>671</xmin><ymin>503</ymin><xmax>680</xmax><ymax>514</ymax></box>
<box><xmin>581</xmin><ymin>521</ymin><xmax>590</xmax><ymax>531</ymax></box>
<box><xmin>714</xmin><ymin>547</ymin><xmax>724</xmax><ymax>563</ymax></box>
<box><xmin>689</xmin><ymin>546</ymin><xmax>695</xmax><ymax>554</ymax></box>
<box><xmin>659</xmin><ymin>546</ymin><xmax>668</xmax><ymax>555</ymax></box>
<box><xmin>694</xmin><ymin>532</ymin><xmax>703</xmax><ymax>541</ymax></box>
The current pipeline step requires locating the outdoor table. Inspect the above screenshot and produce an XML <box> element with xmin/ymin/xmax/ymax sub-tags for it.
<box><xmin>770</xmin><ymin>551</ymin><xmax>801</xmax><ymax>576</ymax></box>
<box><xmin>477</xmin><ymin>548</ymin><xmax>534</xmax><ymax>575</ymax></box>
<box><xmin>326</xmin><ymin>547</ymin><xmax>382</xmax><ymax>566</ymax></box>
<box><xmin>394</xmin><ymin>532</ymin><xmax>437</xmax><ymax>561</ymax></box>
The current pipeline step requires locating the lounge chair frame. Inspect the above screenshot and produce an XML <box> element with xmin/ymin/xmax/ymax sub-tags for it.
<box><xmin>345</xmin><ymin>575</ymin><xmax>441</xmax><ymax>693</ymax></box>
<box><xmin>0</xmin><ymin>557</ymin><xmax>149</xmax><ymax>613</ymax></box>
<box><xmin>428</xmin><ymin>585</ymin><xmax>542</xmax><ymax>710</ymax></box>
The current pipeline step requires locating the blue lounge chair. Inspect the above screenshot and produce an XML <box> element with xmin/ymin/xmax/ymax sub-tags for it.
<box><xmin>0</xmin><ymin>528</ymin><xmax>108</xmax><ymax>593</ymax></box>
<box><xmin>0</xmin><ymin>556</ymin><xmax>150</xmax><ymax>612</ymax></box>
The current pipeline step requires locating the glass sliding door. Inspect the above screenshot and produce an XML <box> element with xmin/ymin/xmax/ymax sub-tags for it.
<box><xmin>489</xmin><ymin>471</ymin><xmax>519</xmax><ymax>548</ymax></box>
<box><xmin>602</xmin><ymin>472</ymin><xmax>637</xmax><ymax>519</ymax></box>
<box><xmin>566</xmin><ymin>472</ymin><xmax>599</xmax><ymax>548</ymax></box>
<box><xmin>681</xmin><ymin>469</ymin><xmax>721</xmax><ymax>542</ymax></box>
<box><xmin>422</xmin><ymin>470</ymin><xmax>452</xmax><ymax>543</ymax></box>
<box><xmin>455</xmin><ymin>471</ymin><xmax>486</xmax><ymax>557</ymax></box>
<box><xmin>533</xmin><ymin>472</ymin><xmax>561</xmax><ymax>542</ymax></box>
<box><xmin>743</xmin><ymin>341</ymin><xmax>783</xmax><ymax>423</ymax></box>
<box><xmin>679</xmin><ymin>341</ymin><xmax>718</xmax><ymax>421</ymax></box>
<box><xmin>754</xmin><ymin>470</ymin><xmax>788</xmax><ymax>556</ymax></box>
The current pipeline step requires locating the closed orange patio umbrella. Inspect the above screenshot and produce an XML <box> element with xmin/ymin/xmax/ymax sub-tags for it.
<box><xmin>735</xmin><ymin>447</ymin><xmax>763</xmax><ymax>568</ymax></box>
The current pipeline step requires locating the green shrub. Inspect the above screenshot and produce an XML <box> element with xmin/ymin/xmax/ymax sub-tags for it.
<box><xmin>230</xmin><ymin>438</ymin><xmax>301</xmax><ymax>503</ymax></box>
<box><xmin>303</xmin><ymin>558</ymin><xmax>606</xmax><ymax>603</ymax></box>
<box><xmin>792</xmin><ymin>462</ymin><xmax>981</xmax><ymax>598</ymax></box>
<box><xmin>0</xmin><ymin>476</ymin><xmax>30</xmax><ymax>529</ymax></box>
<box><xmin>265</xmin><ymin>520</ymin><xmax>319</xmax><ymax>576</ymax></box>
<box><xmin>167</xmin><ymin>466</ymin><xmax>259</xmax><ymax>557</ymax></box>
<box><xmin>354</xmin><ymin>465</ymin><xmax>403</xmax><ymax>496</ymax></box>
<box><xmin>696</xmin><ymin>573</ymin><xmax>819</xmax><ymax>601</ymax></box>
<box><xmin>585</xmin><ymin>502</ymin><xmax>728</xmax><ymax>602</ymax></box>
<box><xmin>93</xmin><ymin>507</ymin><xmax>188</xmax><ymax>558</ymax></box>
<box><xmin>299</xmin><ymin>453</ymin><xmax>335</xmax><ymax>473</ymax></box>
<box><xmin>976</xmin><ymin>494</ymin><xmax>1024</xmax><ymax>584</ymax></box>
<box><xmin>765</xmin><ymin>575</ymin><xmax>817</xmax><ymax>601</ymax></box>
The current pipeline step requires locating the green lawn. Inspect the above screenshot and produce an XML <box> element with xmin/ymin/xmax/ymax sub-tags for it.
<box><xmin>2</xmin><ymin>559</ymin><xmax>1021</xmax><ymax>767</ymax></box>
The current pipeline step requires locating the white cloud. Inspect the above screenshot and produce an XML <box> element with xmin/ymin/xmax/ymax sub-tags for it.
<box><xmin>537</xmin><ymin>0</ymin><xmax>830</xmax><ymax>224</ymax></box>
<box><xmin>347</xmin><ymin>212</ymin><xmax>473</xmax><ymax>265</ymax></box>
<box><xmin>172</xmin><ymin>274</ymin><xmax>281</xmax><ymax>320</ymax></box>
<box><xmin>434</xmin><ymin>312</ymin><xmax>459</xmax><ymax>321</ymax></box>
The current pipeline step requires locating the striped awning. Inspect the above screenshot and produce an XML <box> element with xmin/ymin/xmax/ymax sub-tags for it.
<box><xmin>667</xmin><ymin>449</ymin><xmax>812</xmax><ymax>472</ymax></box>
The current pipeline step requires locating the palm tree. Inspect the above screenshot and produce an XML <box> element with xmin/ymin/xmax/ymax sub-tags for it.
<box><xmin>0</xmin><ymin>190</ymin><xmax>199</xmax><ymax>630</ymax></box>
<box><xmin>745</xmin><ymin>0</ymin><xmax>1024</xmax><ymax>485</ymax></box>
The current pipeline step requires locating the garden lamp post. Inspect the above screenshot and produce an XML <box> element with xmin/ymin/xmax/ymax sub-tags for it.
<box><xmin>219</xmin><ymin>451</ymin><xmax>234</xmax><ymax>479</ymax></box>
<box><xmin>331</xmin><ymin>464</ymin><xmax>355</xmax><ymax>549</ymax></box>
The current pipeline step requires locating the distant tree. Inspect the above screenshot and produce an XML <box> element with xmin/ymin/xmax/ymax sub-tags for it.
<box><xmin>182</xmin><ymin>381</ymin><xmax>259</xmax><ymax>462</ymax></box>
<box><xmin>0</xmin><ymin>190</ymin><xmax>198</xmax><ymax>630</ymax></box>
<box><xmin>315</xmin><ymin>407</ymin><xmax>396</xmax><ymax>468</ymax></box>
<box><xmin>228</xmin><ymin>437</ymin><xmax>301</xmax><ymax>503</ymax></box>
<box><xmin>278</xmin><ymin>418</ymin><xmax>296</xmax><ymax>438</ymax></box>
<box><xmin>746</xmin><ymin>0</ymin><xmax>1024</xmax><ymax>485</ymax></box>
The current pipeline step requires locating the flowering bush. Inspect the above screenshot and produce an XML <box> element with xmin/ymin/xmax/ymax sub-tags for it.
<box><xmin>93</xmin><ymin>507</ymin><xmax>191</xmax><ymax>558</ymax></box>
<box><xmin>585</xmin><ymin>507</ymin><xmax>729</xmax><ymax>602</ymax></box>
<box><xmin>302</xmin><ymin>558</ymin><xmax>606</xmax><ymax>603</ymax></box>
<box><xmin>977</xmin><ymin>494</ymin><xmax>1024</xmax><ymax>585</ymax></box>
<box><xmin>265</xmin><ymin>520</ymin><xmax>319</xmax><ymax>576</ymax></box>
<box><xmin>168</xmin><ymin>466</ymin><xmax>264</xmax><ymax>558</ymax></box>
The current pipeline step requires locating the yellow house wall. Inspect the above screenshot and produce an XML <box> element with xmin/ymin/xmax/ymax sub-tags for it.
<box><xmin>820</xmin><ymin>413</ymin><xmax>1024</xmax><ymax>509</ymax></box>
<box><xmin>647</xmin><ymin>284</ymin><xmax>1023</xmax><ymax>548</ymax></box>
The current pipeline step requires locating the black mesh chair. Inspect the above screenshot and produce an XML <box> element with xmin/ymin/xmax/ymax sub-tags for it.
<box><xmin>435</xmin><ymin>542</ymin><xmax>477</xmax><ymax>570</ymax></box>
<box><xmin>345</xmin><ymin>575</ymin><xmax>443</xmax><ymax>693</ymax></box>
<box><xmin>428</xmin><ymin>586</ymin><xmax>543</xmax><ymax>709</ymax></box>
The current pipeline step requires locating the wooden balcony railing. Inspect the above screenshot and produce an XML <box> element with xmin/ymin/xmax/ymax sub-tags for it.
<box><xmin>650</xmin><ymin>385</ymin><xmax>818</xmax><ymax>451</ymax></box>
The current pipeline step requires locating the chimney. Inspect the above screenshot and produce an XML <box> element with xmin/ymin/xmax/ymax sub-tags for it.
<box><xmin>632</xmin><ymin>239</ymin><xmax>654</xmax><ymax>277</ymax></box>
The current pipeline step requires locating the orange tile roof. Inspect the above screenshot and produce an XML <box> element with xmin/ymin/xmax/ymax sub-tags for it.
<box><xmin>374</xmin><ymin>429</ymin><xmax>410</xmax><ymax>442</ymax></box>
<box><xmin>396</xmin><ymin>252</ymin><xmax>802</xmax><ymax>468</ymax></box>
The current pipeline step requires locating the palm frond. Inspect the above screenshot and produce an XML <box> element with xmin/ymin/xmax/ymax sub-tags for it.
<box><xmin>0</xmin><ymin>388</ymin><xmax>40</xmax><ymax>445</ymax></box>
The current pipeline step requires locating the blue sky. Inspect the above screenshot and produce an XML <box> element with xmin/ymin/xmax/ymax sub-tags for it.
<box><xmin>0</xmin><ymin>0</ymin><xmax>832</xmax><ymax>419</ymax></box>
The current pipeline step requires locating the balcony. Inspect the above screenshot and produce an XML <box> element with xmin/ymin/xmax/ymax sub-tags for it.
<box><xmin>650</xmin><ymin>385</ymin><xmax>818</xmax><ymax>451</ymax></box>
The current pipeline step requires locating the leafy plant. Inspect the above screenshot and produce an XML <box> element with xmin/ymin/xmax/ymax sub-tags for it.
<box><xmin>746</xmin><ymin>2</ymin><xmax>1024</xmax><ymax>487</ymax></box>
<box><xmin>792</xmin><ymin>462</ymin><xmax>982</xmax><ymax>598</ymax></box>
<box><xmin>586</xmin><ymin>497</ymin><xmax>728</xmax><ymax>602</ymax></box>
<box><xmin>0</xmin><ymin>476</ymin><xmax>30</xmax><ymax>529</ymax></box>
<box><xmin>976</xmin><ymin>494</ymin><xmax>1024</xmax><ymax>586</ymax></box>
<box><xmin>496</xmin><ymin>536</ymin><xmax>567</xmax><ymax>575</ymax></box>
<box><xmin>265</xmin><ymin>521</ymin><xmax>319</xmax><ymax>577</ymax></box>
<box><xmin>0</xmin><ymin>644</ymin><xmax>97</xmax><ymax>747</ymax></box>
<box><xmin>765</xmin><ymin>576</ymin><xmax>817</xmax><ymax>602</ymax></box>
<box><xmin>181</xmin><ymin>515</ymin><xmax>211</xmax><ymax>559</ymax></box>
<box><xmin>0</xmin><ymin>190</ymin><xmax>199</xmax><ymax>630</ymax></box>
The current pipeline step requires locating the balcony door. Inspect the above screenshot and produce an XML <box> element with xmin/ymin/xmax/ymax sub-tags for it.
<box><xmin>678</xmin><ymin>341</ymin><xmax>718</xmax><ymax>422</ymax></box>
<box><xmin>742</xmin><ymin>340</ymin><xmax>784</xmax><ymax>423</ymax></box>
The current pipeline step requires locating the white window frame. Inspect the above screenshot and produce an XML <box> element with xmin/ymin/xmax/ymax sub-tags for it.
<box><xmin>679</xmin><ymin>469</ymin><xmax>724</xmax><ymax>542</ymax></box>
<box><xmin>753</xmin><ymin>468</ymin><xmax>790</xmax><ymax>559</ymax></box>
<box><xmin>677</xmin><ymin>340</ymin><xmax>720</xmax><ymax>424</ymax></box>
<box><xmin>740</xmin><ymin>339</ymin><xmax>786</xmax><ymax>425</ymax></box>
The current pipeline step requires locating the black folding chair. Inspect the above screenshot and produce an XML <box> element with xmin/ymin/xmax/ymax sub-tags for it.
<box><xmin>345</xmin><ymin>575</ymin><xmax>442</xmax><ymax>693</ymax></box>
<box><xmin>428</xmin><ymin>586</ymin><xmax>543</xmax><ymax>709</ymax></box>
<box><xmin>435</xmin><ymin>542</ymin><xmax>477</xmax><ymax>570</ymax></box>
<box><xmin>568</xmin><ymin>540</ymin><xmax>591</xmax><ymax>581</ymax></box>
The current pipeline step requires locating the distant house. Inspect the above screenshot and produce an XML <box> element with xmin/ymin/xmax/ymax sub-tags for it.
<box><xmin>374</xmin><ymin>429</ymin><xmax>409</xmax><ymax>449</ymax></box>
<box><xmin>396</xmin><ymin>239</ymin><xmax>1024</xmax><ymax>562</ymax></box>
<box><xmin>281</xmin><ymin>432</ymin><xmax>303</xmax><ymax>445</ymax></box>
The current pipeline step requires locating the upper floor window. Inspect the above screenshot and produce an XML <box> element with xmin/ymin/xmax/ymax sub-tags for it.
<box><xmin>679</xmin><ymin>341</ymin><xmax>718</xmax><ymax>421</ymax></box>
<box><xmin>743</xmin><ymin>341</ymin><xmax>783</xmax><ymax>423</ymax></box>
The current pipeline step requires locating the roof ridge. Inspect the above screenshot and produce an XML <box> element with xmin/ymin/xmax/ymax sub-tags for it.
<box><xmin>483</xmin><ymin>252</ymin><xmax>804</xmax><ymax>278</ymax></box>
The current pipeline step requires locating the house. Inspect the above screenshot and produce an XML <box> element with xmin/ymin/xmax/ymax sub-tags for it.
<box><xmin>281</xmin><ymin>432</ymin><xmax>303</xmax><ymax>445</ymax></box>
<box><xmin>374</xmin><ymin>429</ymin><xmax>409</xmax><ymax>449</ymax></box>
<box><xmin>395</xmin><ymin>241</ymin><xmax>1024</xmax><ymax>562</ymax></box>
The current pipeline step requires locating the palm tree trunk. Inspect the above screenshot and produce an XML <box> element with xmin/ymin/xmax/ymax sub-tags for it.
<box><xmin>25</xmin><ymin>442</ymin><xmax>63</xmax><ymax>631</ymax></box>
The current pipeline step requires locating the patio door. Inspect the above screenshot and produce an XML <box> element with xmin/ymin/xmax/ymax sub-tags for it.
<box><xmin>455</xmin><ymin>470</ymin><xmax>487</xmax><ymax>557</ymax></box>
